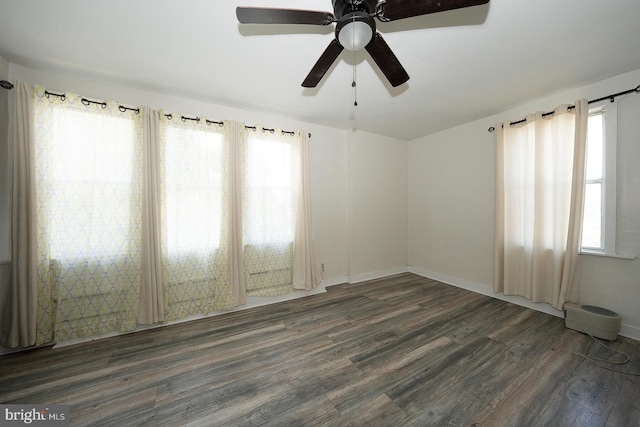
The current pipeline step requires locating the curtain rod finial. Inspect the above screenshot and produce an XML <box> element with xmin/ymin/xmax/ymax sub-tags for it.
<box><xmin>0</xmin><ymin>80</ymin><xmax>14</xmax><ymax>90</ymax></box>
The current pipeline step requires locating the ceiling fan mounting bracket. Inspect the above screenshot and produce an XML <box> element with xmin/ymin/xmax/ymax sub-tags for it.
<box><xmin>332</xmin><ymin>0</ymin><xmax>378</xmax><ymax>19</ymax></box>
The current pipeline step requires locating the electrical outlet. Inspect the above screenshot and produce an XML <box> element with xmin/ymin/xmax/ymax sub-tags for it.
<box><xmin>321</xmin><ymin>263</ymin><xmax>325</xmax><ymax>272</ymax></box>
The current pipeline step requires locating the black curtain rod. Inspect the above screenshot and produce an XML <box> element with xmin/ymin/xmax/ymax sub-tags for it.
<box><xmin>163</xmin><ymin>113</ymin><xmax>223</xmax><ymax>126</ymax></box>
<box><xmin>488</xmin><ymin>84</ymin><xmax>640</xmax><ymax>132</ymax></box>
<box><xmin>39</xmin><ymin>92</ymin><xmax>222</xmax><ymax>124</ymax></box>
<box><xmin>42</xmin><ymin>90</ymin><xmax>143</xmax><ymax>115</ymax></box>
<box><xmin>245</xmin><ymin>125</ymin><xmax>311</xmax><ymax>138</ymax></box>
<box><xmin>3</xmin><ymin>80</ymin><xmax>311</xmax><ymax>137</ymax></box>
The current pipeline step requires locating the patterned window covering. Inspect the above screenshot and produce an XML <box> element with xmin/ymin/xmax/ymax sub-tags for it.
<box><xmin>33</xmin><ymin>87</ymin><xmax>143</xmax><ymax>343</ymax></box>
<box><xmin>159</xmin><ymin>115</ymin><xmax>234</xmax><ymax>320</ymax></box>
<box><xmin>242</xmin><ymin>129</ymin><xmax>299</xmax><ymax>296</ymax></box>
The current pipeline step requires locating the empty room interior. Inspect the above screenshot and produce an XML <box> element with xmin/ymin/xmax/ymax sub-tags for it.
<box><xmin>1</xmin><ymin>0</ymin><xmax>640</xmax><ymax>425</ymax></box>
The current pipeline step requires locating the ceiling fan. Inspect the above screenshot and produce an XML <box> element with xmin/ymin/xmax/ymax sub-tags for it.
<box><xmin>236</xmin><ymin>0</ymin><xmax>490</xmax><ymax>88</ymax></box>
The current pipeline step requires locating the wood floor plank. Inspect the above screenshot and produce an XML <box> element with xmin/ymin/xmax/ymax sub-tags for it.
<box><xmin>533</xmin><ymin>335</ymin><xmax>634</xmax><ymax>427</ymax></box>
<box><xmin>390</xmin><ymin>336</ymin><xmax>523</xmax><ymax>423</ymax></box>
<box><xmin>71</xmin><ymin>387</ymin><xmax>158</xmax><ymax>427</ymax></box>
<box><xmin>469</xmin><ymin>329</ymin><xmax>591</xmax><ymax>426</ymax></box>
<box><xmin>328</xmin><ymin>394</ymin><xmax>407</xmax><ymax>427</ymax></box>
<box><xmin>605</xmin><ymin>340</ymin><xmax>640</xmax><ymax>426</ymax></box>
<box><xmin>262</xmin><ymin>395</ymin><xmax>341</xmax><ymax>427</ymax></box>
<box><xmin>182</xmin><ymin>375</ymin><xmax>321</xmax><ymax>427</ymax></box>
<box><xmin>125</xmin><ymin>369</ymin><xmax>290</xmax><ymax>426</ymax></box>
<box><xmin>1</xmin><ymin>273</ymin><xmax>639</xmax><ymax>426</ymax></box>
<box><xmin>327</xmin><ymin>336</ymin><xmax>454</xmax><ymax>416</ymax></box>
<box><xmin>350</xmin><ymin>297</ymin><xmax>505</xmax><ymax>373</ymax></box>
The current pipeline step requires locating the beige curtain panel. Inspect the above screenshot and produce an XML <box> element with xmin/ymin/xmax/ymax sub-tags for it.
<box><xmin>293</xmin><ymin>131</ymin><xmax>323</xmax><ymax>290</ymax></box>
<box><xmin>138</xmin><ymin>107</ymin><xmax>164</xmax><ymax>325</ymax></box>
<box><xmin>494</xmin><ymin>100</ymin><xmax>588</xmax><ymax>310</ymax></box>
<box><xmin>227</xmin><ymin>121</ymin><xmax>247</xmax><ymax>306</ymax></box>
<box><xmin>1</xmin><ymin>81</ymin><xmax>37</xmax><ymax>348</ymax></box>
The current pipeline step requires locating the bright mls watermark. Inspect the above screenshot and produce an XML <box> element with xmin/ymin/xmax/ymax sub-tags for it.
<box><xmin>1</xmin><ymin>405</ymin><xmax>69</xmax><ymax>426</ymax></box>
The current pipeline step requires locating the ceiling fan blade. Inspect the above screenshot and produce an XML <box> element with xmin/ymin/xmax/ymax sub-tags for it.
<box><xmin>380</xmin><ymin>0</ymin><xmax>489</xmax><ymax>21</ymax></box>
<box><xmin>236</xmin><ymin>7</ymin><xmax>335</xmax><ymax>25</ymax></box>
<box><xmin>302</xmin><ymin>39</ymin><xmax>344</xmax><ymax>88</ymax></box>
<box><xmin>365</xmin><ymin>33</ymin><xmax>409</xmax><ymax>87</ymax></box>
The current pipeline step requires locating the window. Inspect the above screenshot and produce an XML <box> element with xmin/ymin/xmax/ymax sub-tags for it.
<box><xmin>163</xmin><ymin>125</ymin><xmax>224</xmax><ymax>256</ymax></box>
<box><xmin>242</xmin><ymin>131</ymin><xmax>299</xmax><ymax>296</ymax></box>
<box><xmin>160</xmin><ymin>119</ymin><xmax>234</xmax><ymax>320</ymax></box>
<box><xmin>33</xmin><ymin>93</ymin><xmax>143</xmax><ymax>342</ymax></box>
<box><xmin>581</xmin><ymin>102</ymin><xmax>629</xmax><ymax>258</ymax></box>
<box><xmin>49</xmin><ymin>108</ymin><xmax>138</xmax><ymax>260</ymax></box>
<box><xmin>243</xmin><ymin>135</ymin><xmax>297</xmax><ymax>246</ymax></box>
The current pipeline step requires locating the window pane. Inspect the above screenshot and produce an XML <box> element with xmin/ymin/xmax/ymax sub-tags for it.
<box><xmin>586</xmin><ymin>113</ymin><xmax>604</xmax><ymax>180</ymax></box>
<box><xmin>581</xmin><ymin>183</ymin><xmax>602</xmax><ymax>249</ymax></box>
<box><xmin>243</xmin><ymin>137</ymin><xmax>296</xmax><ymax>245</ymax></box>
<box><xmin>164</xmin><ymin>127</ymin><xmax>223</xmax><ymax>255</ymax></box>
<box><xmin>50</xmin><ymin>109</ymin><xmax>136</xmax><ymax>259</ymax></box>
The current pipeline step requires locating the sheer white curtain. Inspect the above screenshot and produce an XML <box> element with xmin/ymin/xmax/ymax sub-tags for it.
<box><xmin>241</xmin><ymin>127</ymin><xmax>298</xmax><ymax>296</ymax></box>
<box><xmin>494</xmin><ymin>100</ymin><xmax>588</xmax><ymax>309</ymax></box>
<box><xmin>33</xmin><ymin>86</ymin><xmax>144</xmax><ymax>342</ymax></box>
<box><xmin>159</xmin><ymin>115</ymin><xmax>234</xmax><ymax>320</ymax></box>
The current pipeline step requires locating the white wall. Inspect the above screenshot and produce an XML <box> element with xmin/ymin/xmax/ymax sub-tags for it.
<box><xmin>408</xmin><ymin>122</ymin><xmax>494</xmax><ymax>286</ymax></box>
<box><xmin>408</xmin><ymin>68</ymin><xmax>640</xmax><ymax>340</ymax></box>
<box><xmin>347</xmin><ymin>130</ymin><xmax>408</xmax><ymax>281</ymax></box>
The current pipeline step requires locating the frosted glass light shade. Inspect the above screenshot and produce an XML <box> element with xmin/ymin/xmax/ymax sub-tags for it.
<box><xmin>338</xmin><ymin>21</ymin><xmax>373</xmax><ymax>51</ymax></box>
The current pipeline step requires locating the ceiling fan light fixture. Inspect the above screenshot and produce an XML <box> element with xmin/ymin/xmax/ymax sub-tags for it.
<box><xmin>336</xmin><ymin>13</ymin><xmax>375</xmax><ymax>51</ymax></box>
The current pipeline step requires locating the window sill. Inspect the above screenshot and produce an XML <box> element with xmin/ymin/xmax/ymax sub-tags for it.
<box><xmin>580</xmin><ymin>250</ymin><xmax>636</xmax><ymax>260</ymax></box>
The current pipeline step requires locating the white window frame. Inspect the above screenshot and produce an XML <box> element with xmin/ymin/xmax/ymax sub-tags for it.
<box><xmin>580</xmin><ymin>101</ymin><xmax>634</xmax><ymax>259</ymax></box>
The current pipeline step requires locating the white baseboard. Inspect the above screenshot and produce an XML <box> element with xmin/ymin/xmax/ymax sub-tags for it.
<box><xmin>408</xmin><ymin>266</ymin><xmax>640</xmax><ymax>342</ymax></box>
<box><xmin>348</xmin><ymin>266</ymin><xmax>410</xmax><ymax>284</ymax></box>
<box><xmin>408</xmin><ymin>266</ymin><xmax>564</xmax><ymax>318</ymax></box>
<box><xmin>322</xmin><ymin>275</ymin><xmax>349</xmax><ymax>288</ymax></box>
<box><xmin>621</xmin><ymin>323</ymin><xmax>640</xmax><ymax>342</ymax></box>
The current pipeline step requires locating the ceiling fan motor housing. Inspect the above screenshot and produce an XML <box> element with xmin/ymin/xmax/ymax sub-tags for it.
<box><xmin>332</xmin><ymin>0</ymin><xmax>378</xmax><ymax>18</ymax></box>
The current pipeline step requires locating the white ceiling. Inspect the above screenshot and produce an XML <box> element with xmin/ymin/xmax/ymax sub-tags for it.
<box><xmin>1</xmin><ymin>0</ymin><xmax>640</xmax><ymax>140</ymax></box>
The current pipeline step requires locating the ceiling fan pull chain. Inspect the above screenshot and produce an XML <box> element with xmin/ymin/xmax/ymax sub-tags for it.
<box><xmin>352</xmin><ymin>56</ymin><xmax>358</xmax><ymax>106</ymax></box>
<box><xmin>352</xmin><ymin>15</ymin><xmax>358</xmax><ymax>107</ymax></box>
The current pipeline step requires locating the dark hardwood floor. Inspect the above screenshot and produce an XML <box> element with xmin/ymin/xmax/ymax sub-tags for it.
<box><xmin>1</xmin><ymin>273</ymin><xmax>639</xmax><ymax>426</ymax></box>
